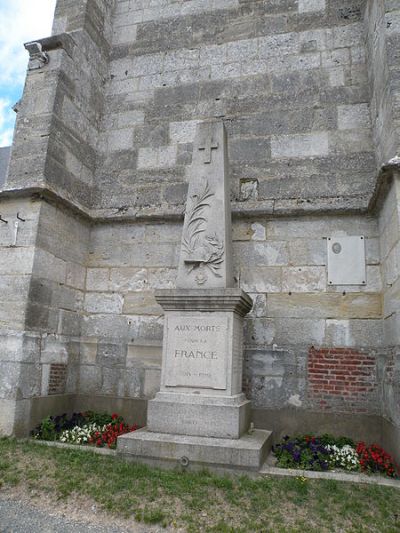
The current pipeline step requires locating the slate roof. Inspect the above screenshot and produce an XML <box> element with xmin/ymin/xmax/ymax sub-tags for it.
<box><xmin>0</xmin><ymin>146</ymin><xmax>11</xmax><ymax>188</ymax></box>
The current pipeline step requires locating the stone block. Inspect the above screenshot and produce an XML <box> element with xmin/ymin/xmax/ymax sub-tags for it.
<box><xmin>0</xmin><ymin>301</ymin><xmax>27</xmax><ymax>330</ymax></box>
<box><xmin>112</xmin><ymin>24</ymin><xmax>137</xmax><ymax>45</ymax></box>
<box><xmin>163</xmin><ymin>182</ymin><xmax>188</xmax><ymax>205</ymax></box>
<box><xmin>127</xmin><ymin>344</ymin><xmax>162</xmax><ymax>368</ymax></box>
<box><xmin>267</xmin><ymin>293</ymin><xmax>382</xmax><ymax>319</ymax></box>
<box><xmin>0</xmin><ymin>248</ymin><xmax>35</xmax><ymax>275</ymax></box>
<box><xmin>66</xmin><ymin>262</ymin><xmax>86</xmax><ymax>290</ymax></box>
<box><xmin>322</xmin><ymin>49</ymin><xmax>351</xmax><ymax>69</ymax></box>
<box><xmin>147</xmin><ymin>392</ymin><xmax>251</xmax><ymax>439</ymax></box>
<box><xmin>274</xmin><ymin>318</ymin><xmax>326</xmax><ymax>345</ymax></box>
<box><xmin>245</xmin><ymin>318</ymin><xmax>276</xmax><ymax>346</ymax></box>
<box><xmin>147</xmin><ymin>268</ymin><xmax>177</xmax><ymax>290</ymax></box>
<box><xmin>288</xmin><ymin>239</ymin><xmax>327</xmax><ymax>266</ymax></box>
<box><xmin>267</xmin><ymin>216</ymin><xmax>379</xmax><ymax>240</ymax></box>
<box><xmin>338</xmin><ymin>103</ymin><xmax>371</xmax><ymax>130</ymax></box>
<box><xmin>80</xmin><ymin>340</ymin><xmax>98</xmax><ymax>365</ymax></box>
<box><xmin>0</xmin><ymin>275</ymin><xmax>30</xmax><ymax>302</ymax></box>
<box><xmin>52</xmin><ymin>285</ymin><xmax>84</xmax><ymax>312</ymax></box>
<box><xmin>33</xmin><ymin>249</ymin><xmax>67</xmax><ymax>284</ymax></box>
<box><xmin>86</xmin><ymin>268</ymin><xmax>110</xmax><ymax>291</ymax></box>
<box><xmin>84</xmin><ymin>293</ymin><xmax>123</xmax><ymax>314</ymax></box>
<box><xmin>271</xmin><ymin>133</ymin><xmax>329</xmax><ymax>159</ymax></box>
<box><xmin>138</xmin><ymin>145</ymin><xmax>177</xmax><ymax>169</ymax></box>
<box><xmin>101</xmin><ymin>366</ymin><xmax>123</xmax><ymax>395</ymax></box>
<box><xmin>144</xmin><ymin>368</ymin><xmax>161</xmax><ymax>398</ymax></box>
<box><xmin>0</xmin><ymin>399</ymin><xmax>17</xmax><ymax>435</ymax></box>
<box><xmin>384</xmin><ymin>312</ymin><xmax>400</xmax><ymax>346</ymax></box>
<box><xmin>97</xmin><ymin>342</ymin><xmax>127</xmax><ymax>367</ymax></box>
<box><xmin>236</xmin><ymin>242</ymin><xmax>289</xmax><ymax>267</ymax></box>
<box><xmin>240</xmin><ymin>267</ymin><xmax>282</xmax><ymax>293</ymax></box>
<box><xmin>298</xmin><ymin>0</ymin><xmax>326</xmax><ymax>13</ymax></box>
<box><xmin>109</xmin><ymin>268</ymin><xmax>148</xmax><ymax>291</ymax></box>
<box><xmin>57</xmin><ymin>309</ymin><xmax>81</xmax><ymax>337</ymax></box>
<box><xmin>79</xmin><ymin>365</ymin><xmax>102</xmax><ymax>394</ymax></box>
<box><xmin>247</xmin><ymin>294</ymin><xmax>268</xmax><ymax>318</ymax></box>
<box><xmin>0</xmin><ymin>333</ymin><xmax>41</xmax><ymax>364</ymax></box>
<box><xmin>169</xmin><ymin>120</ymin><xmax>200</xmax><ymax>144</ymax></box>
<box><xmin>81</xmin><ymin>314</ymin><xmax>130</xmax><ymax>338</ymax></box>
<box><xmin>108</xmin><ymin>129</ymin><xmax>133</xmax><ymax>152</ymax></box>
<box><xmin>144</xmin><ymin>224</ymin><xmax>182</xmax><ymax>244</ymax></box>
<box><xmin>332</xmin><ymin>23</ymin><xmax>365</xmax><ymax>49</ymax></box>
<box><xmin>282</xmin><ymin>266</ymin><xmax>326</xmax><ymax>292</ymax></box>
<box><xmin>123</xmin><ymin>292</ymin><xmax>162</xmax><ymax>315</ymax></box>
<box><xmin>40</xmin><ymin>335</ymin><xmax>69</xmax><ymax>364</ymax></box>
<box><xmin>328</xmin><ymin>67</ymin><xmax>345</xmax><ymax>87</ymax></box>
<box><xmin>232</xmin><ymin>221</ymin><xmax>255</xmax><ymax>242</ymax></box>
<box><xmin>229</xmin><ymin>138</ymin><xmax>271</xmax><ymax>163</ymax></box>
<box><xmin>325</xmin><ymin>319</ymin><xmax>384</xmax><ymax>348</ymax></box>
<box><xmin>124</xmin><ymin>367</ymin><xmax>143</xmax><ymax>398</ymax></box>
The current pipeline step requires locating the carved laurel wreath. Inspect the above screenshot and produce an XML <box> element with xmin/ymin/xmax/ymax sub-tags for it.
<box><xmin>182</xmin><ymin>181</ymin><xmax>224</xmax><ymax>277</ymax></box>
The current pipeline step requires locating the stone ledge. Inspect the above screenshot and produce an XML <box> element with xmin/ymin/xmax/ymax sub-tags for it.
<box><xmin>117</xmin><ymin>428</ymin><xmax>272</xmax><ymax>472</ymax></box>
<box><xmin>155</xmin><ymin>288</ymin><xmax>253</xmax><ymax>316</ymax></box>
<box><xmin>0</xmin><ymin>185</ymin><xmax>388</xmax><ymax>222</ymax></box>
<box><xmin>28</xmin><ymin>439</ymin><xmax>117</xmax><ymax>456</ymax></box>
<box><xmin>260</xmin><ymin>464</ymin><xmax>400</xmax><ymax>489</ymax></box>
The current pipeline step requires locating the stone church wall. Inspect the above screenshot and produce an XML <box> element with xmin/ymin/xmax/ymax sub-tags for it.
<box><xmin>379</xmin><ymin>176</ymin><xmax>400</xmax><ymax>459</ymax></box>
<box><xmin>0</xmin><ymin>198</ymin><xmax>89</xmax><ymax>434</ymax></box>
<box><xmin>95</xmin><ymin>0</ymin><xmax>377</xmax><ymax>215</ymax></box>
<box><xmin>365</xmin><ymin>0</ymin><xmax>400</xmax><ymax>168</ymax></box>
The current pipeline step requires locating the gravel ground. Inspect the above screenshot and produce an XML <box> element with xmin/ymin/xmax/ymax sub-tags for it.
<box><xmin>0</xmin><ymin>494</ymin><xmax>170</xmax><ymax>533</ymax></box>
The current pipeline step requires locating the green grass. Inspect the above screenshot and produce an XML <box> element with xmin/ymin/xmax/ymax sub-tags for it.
<box><xmin>0</xmin><ymin>438</ymin><xmax>399</xmax><ymax>532</ymax></box>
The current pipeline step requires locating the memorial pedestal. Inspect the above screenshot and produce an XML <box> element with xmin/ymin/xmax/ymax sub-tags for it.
<box><xmin>118</xmin><ymin>289</ymin><xmax>272</xmax><ymax>471</ymax></box>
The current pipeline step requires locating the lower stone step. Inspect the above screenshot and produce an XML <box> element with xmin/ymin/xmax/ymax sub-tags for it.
<box><xmin>117</xmin><ymin>428</ymin><xmax>273</xmax><ymax>473</ymax></box>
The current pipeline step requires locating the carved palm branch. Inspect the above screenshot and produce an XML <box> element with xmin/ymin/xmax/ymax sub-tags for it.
<box><xmin>182</xmin><ymin>182</ymin><xmax>213</xmax><ymax>254</ymax></box>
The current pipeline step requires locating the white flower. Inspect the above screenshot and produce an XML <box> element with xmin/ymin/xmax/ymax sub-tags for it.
<box><xmin>327</xmin><ymin>444</ymin><xmax>360</xmax><ymax>471</ymax></box>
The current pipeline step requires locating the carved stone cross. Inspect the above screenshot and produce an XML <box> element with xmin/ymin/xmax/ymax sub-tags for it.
<box><xmin>198</xmin><ymin>137</ymin><xmax>219</xmax><ymax>164</ymax></box>
<box><xmin>176</xmin><ymin>121</ymin><xmax>233</xmax><ymax>290</ymax></box>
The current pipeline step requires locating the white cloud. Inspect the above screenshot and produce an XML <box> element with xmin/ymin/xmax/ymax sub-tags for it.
<box><xmin>0</xmin><ymin>0</ymin><xmax>56</xmax><ymax>85</ymax></box>
<box><xmin>0</xmin><ymin>98</ymin><xmax>15</xmax><ymax>147</ymax></box>
<box><xmin>0</xmin><ymin>0</ymin><xmax>56</xmax><ymax>146</ymax></box>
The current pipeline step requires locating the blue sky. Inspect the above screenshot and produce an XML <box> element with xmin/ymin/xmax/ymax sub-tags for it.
<box><xmin>0</xmin><ymin>0</ymin><xmax>56</xmax><ymax>146</ymax></box>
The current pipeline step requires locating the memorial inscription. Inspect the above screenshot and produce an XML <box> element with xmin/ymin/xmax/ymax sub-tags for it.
<box><xmin>164</xmin><ymin>316</ymin><xmax>228</xmax><ymax>390</ymax></box>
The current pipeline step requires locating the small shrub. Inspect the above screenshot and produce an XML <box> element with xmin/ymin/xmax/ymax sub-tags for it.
<box><xmin>32</xmin><ymin>416</ymin><xmax>57</xmax><ymax>441</ymax></box>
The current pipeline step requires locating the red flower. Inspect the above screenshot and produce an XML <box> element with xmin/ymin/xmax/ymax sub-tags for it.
<box><xmin>356</xmin><ymin>442</ymin><xmax>399</xmax><ymax>479</ymax></box>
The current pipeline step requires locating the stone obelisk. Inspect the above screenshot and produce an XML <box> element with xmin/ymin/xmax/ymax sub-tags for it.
<box><xmin>118</xmin><ymin>121</ymin><xmax>272</xmax><ymax>470</ymax></box>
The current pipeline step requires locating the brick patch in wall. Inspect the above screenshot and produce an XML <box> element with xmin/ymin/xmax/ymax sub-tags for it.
<box><xmin>48</xmin><ymin>363</ymin><xmax>67</xmax><ymax>395</ymax></box>
<box><xmin>308</xmin><ymin>347</ymin><xmax>377</xmax><ymax>413</ymax></box>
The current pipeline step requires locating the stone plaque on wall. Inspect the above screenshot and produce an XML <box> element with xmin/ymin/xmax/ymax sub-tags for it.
<box><xmin>164</xmin><ymin>316</ymin><xmax>228</xmax><ymax>390</ymax></box>
<box><xmin>327</xmin><ymin>236</ymin><xmax>366</xmax><ymax>286</ymax></box>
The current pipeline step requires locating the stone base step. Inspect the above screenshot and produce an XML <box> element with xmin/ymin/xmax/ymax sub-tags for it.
<box><xmin>117</xmin><ymin>428</ymin><xmax>272</xmax><ymax>473</ymax></box>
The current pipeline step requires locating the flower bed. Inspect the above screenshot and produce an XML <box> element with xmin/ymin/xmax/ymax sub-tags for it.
<box><xmin>273</xmin><ymin>434</ymin><xmax>399</xmax><ymax>479</ymax></box>
<box><xmin>32</xmin><ymin>411</ymin><xmax>138</xmax><ymax>449</ymax></box>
